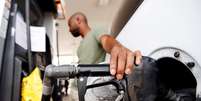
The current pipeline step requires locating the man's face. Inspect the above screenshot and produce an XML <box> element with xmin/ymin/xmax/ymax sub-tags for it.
<box><xmin>68</xmin><ymin>19</ymin><xmax>80</xmax><ymax>37</ymax></box>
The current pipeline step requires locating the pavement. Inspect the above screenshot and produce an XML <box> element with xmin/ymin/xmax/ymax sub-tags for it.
<box><xmin>62</xmin><ymin>79</ymin><xmax>79</xmax><ymax>101</ymax></box>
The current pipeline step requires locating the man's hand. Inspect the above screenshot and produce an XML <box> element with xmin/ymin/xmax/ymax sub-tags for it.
<box><xmin>110</xmin><ymin>44</ymin><xmax>142</xmax><ymax>79</ymax></box>
<box><xmin>100</xmin><ymin>34</ymin><xmax>142</xmax><ymax>79</ymax></box>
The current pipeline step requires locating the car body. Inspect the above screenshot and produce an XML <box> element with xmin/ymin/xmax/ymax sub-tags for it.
<box><xmin>115</xmin><ymin>0</ymin><xmax>201</xmax><ymax>98</ymax></box>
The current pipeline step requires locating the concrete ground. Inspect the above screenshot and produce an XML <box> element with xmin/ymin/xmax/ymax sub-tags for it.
<box><xmin>62</xmin><ymin>79</ymin><xmax>79</xmax><ymax>101</ymax></box>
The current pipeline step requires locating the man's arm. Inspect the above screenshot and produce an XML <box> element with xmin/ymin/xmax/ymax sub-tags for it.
<box><xmin>99</xmin><ymin>34</ymin><xmax>142</xmax><ymax>79</ymax></box>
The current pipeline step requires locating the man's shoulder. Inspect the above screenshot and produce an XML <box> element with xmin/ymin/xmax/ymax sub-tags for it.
<box><xmin>92</xmin><ymin>26</ymin><xmax>108</xmax><ymax>34</ymax></box>
<box><xmin>90</xmin><ymin>26</ymin><xmax>109</xmax><ymax>42</ymax></box>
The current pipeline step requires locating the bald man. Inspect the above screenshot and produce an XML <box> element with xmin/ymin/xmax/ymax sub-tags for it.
<box><xmin>67</xmin><ymin>12</ymin><xmax>194</xmax><ymax>101</ymax></box>
<box><xmin>68</xmin><ymin>12</ymin><xmax>142</xmax><ymax>80</ymax></box>
<box><xmin>68</xmin><ymin>12</ymin><xmax>144</xmax><ymax>101</ymax></box>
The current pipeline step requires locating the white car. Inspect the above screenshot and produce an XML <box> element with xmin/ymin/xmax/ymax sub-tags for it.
<box><xmin>114</xmin><ymin>0</ymin><xmax>201</xmax><ymax>100</ymax></box>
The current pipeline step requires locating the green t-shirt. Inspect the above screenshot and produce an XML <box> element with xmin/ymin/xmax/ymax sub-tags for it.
<box><xmin>77</xmin><ymin>27</ymin><xmax>107</xmax><ymax>64</ymax></box>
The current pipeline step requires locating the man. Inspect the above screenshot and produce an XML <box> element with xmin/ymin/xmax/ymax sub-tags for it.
<box><xmin>67</xmin><ymin>12</ymin><xmax>195</xmax><ymax>101</ymax></box>
<box><xmin>68</xmin><ymin>12</ymin><xmax>142</xmax><ymax>80</ymax></box>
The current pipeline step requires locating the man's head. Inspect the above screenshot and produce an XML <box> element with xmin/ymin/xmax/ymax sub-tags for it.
<box><xmin>68</xmin><ymin>12</ymin><xmax>89</xmax><ymax>37</ymax></box>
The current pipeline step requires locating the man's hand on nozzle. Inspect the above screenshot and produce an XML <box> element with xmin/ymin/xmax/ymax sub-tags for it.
<box><xmin>109</xmin><ymin>44</ymin><xmax>142</xmax><ymax>80</ymax></box>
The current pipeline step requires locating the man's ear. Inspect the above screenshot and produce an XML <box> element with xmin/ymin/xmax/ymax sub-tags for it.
<box><xmin>76</xmin><ymin>17</ymin><xmax>81</xmax><ymax>24</ymax></box>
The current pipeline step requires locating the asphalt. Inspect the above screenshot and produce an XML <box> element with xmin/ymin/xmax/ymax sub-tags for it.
<box><xmin>62</xmin><ymin>79</ymin><xmax>79</xmax><ymax>101</ymax></box>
